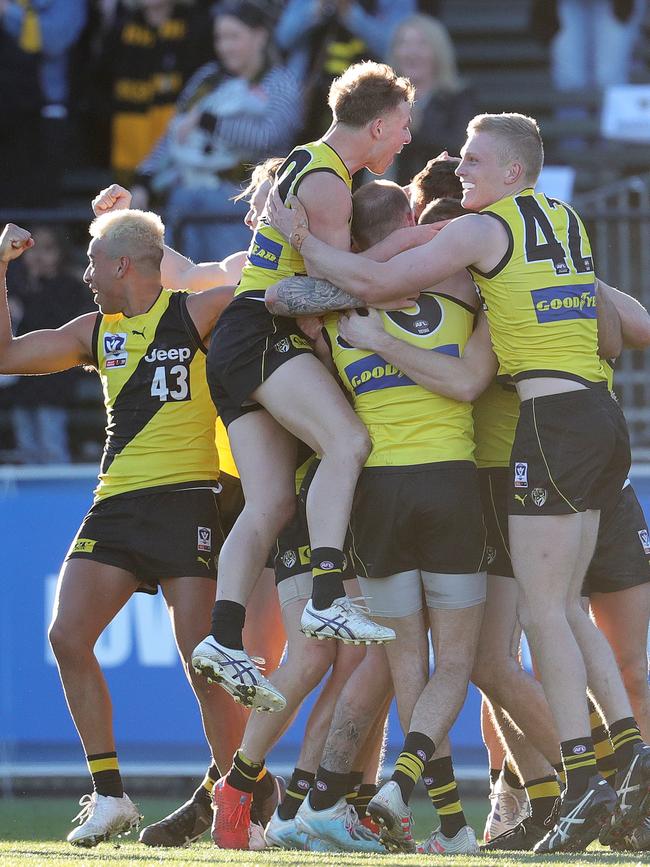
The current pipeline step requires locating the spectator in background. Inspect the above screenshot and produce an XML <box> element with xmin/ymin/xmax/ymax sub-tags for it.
<box><xmin>388</xmin><ymin>14</ymin><xmax>475</xmax><ymax>187</ymax></box>
<box><xmin>0</xmin><ymin>0</ymin><xmax>87</xmax><ymax>206</ymax></box>
<box><xmin>531</xmin><ymin>0</ymin><xmax>647</xmax><ymax>93</ymax></box>
<box><xmin>98</xmin><ymin>0</ymin><xmax>214</xmax><ymax>186</ymax></box>
<box><xmin>7</xmin><ymin>225</ymin><xmax>94</xmax><ymax>464</ymax></box>
<box><xmin>276</xmin><ymin>0</ymin><xmax>416</xmax><ymax>141</ymax></box>
<box><xmin>133</xmin><ymin>0</ymin><xmax>302</xmax><ymax>262</ymax></box>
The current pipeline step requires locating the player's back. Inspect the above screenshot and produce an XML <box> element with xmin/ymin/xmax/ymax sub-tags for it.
<box><xmin>471</xmin><ymin>189</ymin><xmax>606</xmax><ymax>386</ymax></box>
<box><xmin>236</xmin><ymin>140</ymin><xmax>352</xmax><ymax>299</ymax></box>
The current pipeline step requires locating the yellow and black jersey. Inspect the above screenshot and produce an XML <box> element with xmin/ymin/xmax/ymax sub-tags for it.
<box><xmin>325</xmin><ymin>292</ymin><xmax>476</xmax><ymax>467</ymax></box>
<box><xmin>92</xmin><ymin>288</ymin><xmax>218</xmax><ymax>501</ymax></box>
<box><xmin>236</xmin><ymin>139</ymin><xmax>352</xmax><ymax>299</ymax></box>
<box><xmin>470</xmin><ymin>188</ymin><xmax>606</xmax><ymax>385</ymax></box>
<box><xmin>473</xmin><ymin>376</ymin><xmax>520</xmax><ymax>469</ymax></box>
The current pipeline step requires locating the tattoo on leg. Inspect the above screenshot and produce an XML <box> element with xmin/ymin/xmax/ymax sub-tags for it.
<box><xmin>322</xmin><ymin>718</ymin><xmax>362</xmax><ymax>773</ymax></box>
<box><xmin>266</xmin><ymin>276</ymin><xmax>365</xmax><ymax>316</ymax></box>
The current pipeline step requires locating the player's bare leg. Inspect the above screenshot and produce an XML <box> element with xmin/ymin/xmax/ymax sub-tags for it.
<box><xmin>472</xmin><ymin>575</ymin><xmax>561</xmax><ymax>764</ymax></box>
<box><xmin>251</xmin><ymin>356</ymin><xmax>394</xmax><ymax>646</ymax></box>
<box><xmin>510</xmin><ymin>512</ymin><xmax>595</xmax><ymax>739</ymax></box>
<box><xmin>192</xmin><ymin>411</ymin><xmax>297</xmax><ymax>711</ymax></box>
<box><xmin>590</xmin><ymin>584</ymin><xmax>650</xmax><ymax>740</ymax></box>
<box><xmin>48</xmin><ymin>560</ymin><xmax>142</xmax><ymax>845</ymax></box>
<box><xmin>245</xmin><ymin>568</ymin><xmax>286</xmax><ymax>674</ymax></box>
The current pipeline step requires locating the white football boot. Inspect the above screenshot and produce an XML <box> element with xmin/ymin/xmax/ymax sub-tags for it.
<box><xmin>295</xmin><ymin>795</ymin><xmax>384</xmax><ymax>852</ymax></box>
<box><xmin>417</xmin><ymin>824</ymin><xmax>480</xmax><ymax>854</ymax></box>
<box><xmin>191</xmin><ymin>636</ymin><xmax>286</xmax><ymax>712</ymax></box>
<box><xmin>300</xmin><ymin>597</ymin><xmax>395</xmax><ymax>645</ymax></box>
<box><xmin>67</xmin><ymin>792</ymin><xmax>141</xmax><ymax>847</ymax></box>
<box><xmin>264</xmin><ymin>808</ymin><xmax>310</xmax><ymax>850</ymax></box>
<box><xmin>367</xmin><ymin>781</ymin><xmax>416</xmax><ymax>853</ymax></box>
<box><xmin>483</xmin><ymin>772</ymin><xmax>529</xmax><ymax>842</ymax></box>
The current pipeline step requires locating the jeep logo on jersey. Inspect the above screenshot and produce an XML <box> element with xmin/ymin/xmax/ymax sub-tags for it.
<box><xmin>144</xmin><ymin>347</ymin><xmax>191</xmax><ymax>363</ymax></box>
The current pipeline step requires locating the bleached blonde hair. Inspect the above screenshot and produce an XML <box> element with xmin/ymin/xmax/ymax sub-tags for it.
<box><xmin>468</xmin><ymin>113</ymin><xmax>544</xmax><ymax>185</ymax></box>
<box><xmin>89</xmin><ymin>210</ymin><xmax>165</xmax><ymax>269</ymax></box>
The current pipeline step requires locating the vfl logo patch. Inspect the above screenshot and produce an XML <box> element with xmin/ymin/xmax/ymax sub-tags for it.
<box><xmin>531</xmin><ymin>283</ymin><xmax>597</xmax><ymax>324</ymax></box>
<box><xmin>104</xmin><ymin>332</ymin><xmax>128</xmax><ymax>368</ymax></box>
<box><xmin>514</xmin><ymin>462</ymin><xmax>528</xmax><ymax>488</ymax></box>
<box><xmin>197</xmin><ymin>527</ymin><xmax>212</xmax><ymax>552</ymax></box>
<box><xmin>249</xmin><ymin>232</ymin><xmax>282</xmax><ymax>270</ymax></box>
<box><xmin>639</xmin><ymin>528</ymin><xmax>650</xmax><ymax>555</ymax></box>
<box><xmin>531</xmin><ymin>487</ymin><xmax>548</xmax><ymax>507</ymax></box>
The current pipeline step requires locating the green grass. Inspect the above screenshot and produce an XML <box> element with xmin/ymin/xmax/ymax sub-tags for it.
<box><xmin>0</xmin><ymin>798</ymin><xmax>646</xmax><ymax>866</ymax></box>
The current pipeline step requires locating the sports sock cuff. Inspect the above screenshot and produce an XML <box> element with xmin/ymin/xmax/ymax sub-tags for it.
<box><xmin>503</xmin><ymin>759</ymin><xmax>524</xmax><ymax>789</ymax></box>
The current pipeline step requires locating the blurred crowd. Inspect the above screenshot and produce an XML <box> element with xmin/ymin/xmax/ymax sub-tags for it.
<box><xmin>0</xmin><ymin>0</ymin><xmax>647</xmax><ymax>462</ymax></box>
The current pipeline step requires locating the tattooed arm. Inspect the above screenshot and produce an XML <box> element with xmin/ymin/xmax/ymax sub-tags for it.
<box><xmin>266</xmin><ymin>275</ymin><xmax>365</xmax><ymax>315</ymax></box>
<box><xmin>265</xmin><ymin>275</ymin><xmax>419</xmax><ymax>315</ymax></box>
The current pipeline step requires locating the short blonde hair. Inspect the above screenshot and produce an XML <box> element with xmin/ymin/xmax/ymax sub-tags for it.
<box><xmin>329</xmin><ymin>61</ymin><xmax>414</xmax><ymax>128</ymax></box>
<box><xmin>389</xmin><ymin>14</ymin><xmax>462</xmax><ymax>94</ymax></box>
<box><xmin>89</xmin><ymin>209</ymin><xmax>164</xmax><ymax>268</ymax></box>
<box><xmin>468</xmin><ymin>113</ymin><xmax>544</xmax><ymax>185</ymax></box>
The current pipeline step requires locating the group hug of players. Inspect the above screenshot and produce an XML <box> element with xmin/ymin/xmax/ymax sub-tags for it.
<box><xmin>2</xmin><ymin>60</ymin><xmax>650</xmax><ymax>856</ymax></box>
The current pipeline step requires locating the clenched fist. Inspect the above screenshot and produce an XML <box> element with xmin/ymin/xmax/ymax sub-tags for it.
<box><xmin>92</xmin><ymin>184</ymin><xmax>132</xmax><ymax>217</ymax></box>
<box><xmin>0</xmin><ymin>224</ymin><xmax>34</xmax><ymax>263</ymax></box>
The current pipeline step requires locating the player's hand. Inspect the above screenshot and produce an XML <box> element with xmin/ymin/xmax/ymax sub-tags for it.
<box><xmin>296</xmin><ymin>314</ymin><xmax>324</xmax><ymax>341</ymax></box>
<box><xmin>92</xmin><ymin>183</ymin><xmax>132</xmax><ymax>216</ymax></box>
<box><xmin>267</xmin><ymin>188</ymin><xmax>308</xmax><ymax>241</ymax></box>
<box><xmin>0</xmin><ymin>224</ymin><xmax>34</xmax><ymax>263</ymax></box>
<box><xmin>338</xmin><ymin>308</ymin><xmax>388</xmax><ymax>350</ymax></box>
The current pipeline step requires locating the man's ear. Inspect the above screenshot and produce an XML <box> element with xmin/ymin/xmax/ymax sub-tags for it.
<box><xmin>116</xmin><ymin>255</ymin><xmax>130</xmax><ymax>277</ymax></box>
<box><xmin>369</xmin><ymin>117</ymin><xmax>383</xmax><ymax>140</ymax></box>
<box><xmin>505</xmin><ymin>161</ymin><xmax>524</xmax><ymax>186</ymax></box>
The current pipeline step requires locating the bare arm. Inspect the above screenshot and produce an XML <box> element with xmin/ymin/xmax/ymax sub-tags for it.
<box><xmin>596</xmin><ymin>280</ymin><xmax>623</xmax><ymax>360</ymax></box>
<box><xmin>597</xmin><ymin>278</ymin><xmax>650</xmax><ymax>350</ymax></box>
<box><xmin>161</xmin><ymin>247</ymin><xmax>247</xmax><ymax>292</ymax></box>
<box><xmin>92</xmin><ymin>183</ymin><xmax>247</xmax><ymax>292</ymax></box>
<box><xmin>337</xmin><ymin>307</ymin><xmax>497</xmax><ymax>402</ymax></box>
<box><xmin>185</xmin><ymin>285</ymin><xmax>236</xmax><ymax>342</ymax></box>
<box><xmin>268</xmin><ymin>187</ymin><xmax>506</xmax><ymax>302</ymax></box>
<box><xmin>0</xmin><ymin>225</ymin><xmax>94</xmax><ymax>374</ymax></box>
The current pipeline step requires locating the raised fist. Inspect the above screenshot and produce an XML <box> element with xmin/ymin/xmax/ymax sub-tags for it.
<box><xmin>92</xmin><ymin>184</ymin><xmax>132</xmax><ymax>216</ymax></box>
<box><xmin>0</xmin><ymin>224</ymin><xmax>34</xmax><ymax>263</ymax></box>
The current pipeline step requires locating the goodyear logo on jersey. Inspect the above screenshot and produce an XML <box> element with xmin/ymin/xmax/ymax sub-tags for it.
<box><xmin>531</xmin><ymin>283</ymin><xmax>597</xmax><ymax>324</ymax></box>
<box><xmin>249</xmin><ymin>232</ymin><xmax>282</xmax><ymax>270</ymax></box>
<box><xmin>345</xmin><ymin>345</ymin><xmax>460</xmax><ymax>395</ymax></box>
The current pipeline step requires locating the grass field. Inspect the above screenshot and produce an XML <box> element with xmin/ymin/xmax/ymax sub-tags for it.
<box><xmin>0</xmin><ymin>797</ymin><xmax>647</xmax><ymax>866</ymax></box>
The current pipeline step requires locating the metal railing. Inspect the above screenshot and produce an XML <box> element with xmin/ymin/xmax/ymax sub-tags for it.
<box><xmin>574</xmin><ymin>174</ymin><xmax>650</xmax><ymax>457</ymax></box>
